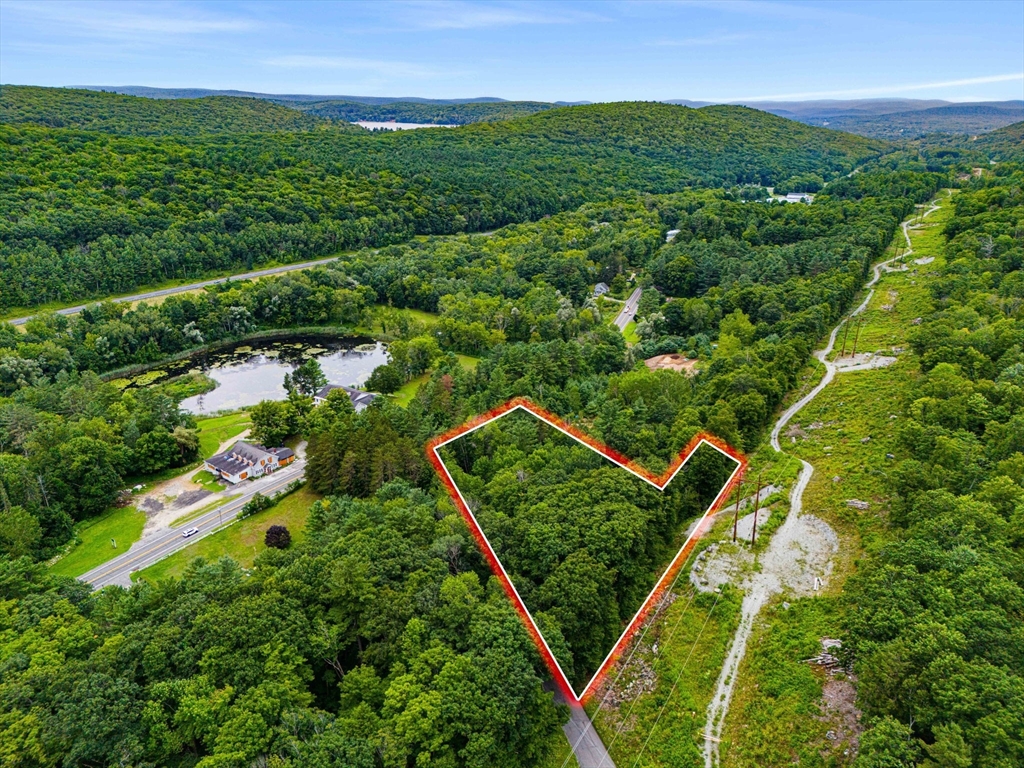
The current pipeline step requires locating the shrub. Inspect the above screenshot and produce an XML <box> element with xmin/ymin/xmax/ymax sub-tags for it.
<box><xmin>264</xmin><ymin>525</ymin><xmax>291</xmax><ymax>549</ymax></box>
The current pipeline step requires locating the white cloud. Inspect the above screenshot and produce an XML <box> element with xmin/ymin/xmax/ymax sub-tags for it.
<box><xmin>728</xmin><ymin>73</ymin><xmax>1024</xmax><ymax>102</ymax></box>
<box><xmin>263</xmin><ymin>55</ymin><xmax>443</xmax><ymax>79</ymax></box>
<box><xmin>649</xmin><ymin>33</ymin><xmax>752</xmax><ymax>47</ymax></box>
<box><xmin>395</xmin><ymin>0</ymin><xmax>603</xmax><ymax>30</ymax></box>
<box><xmin>0</xmin><ymin>1</ymin><xmax>259</xmax><ymax>37</ymax></box>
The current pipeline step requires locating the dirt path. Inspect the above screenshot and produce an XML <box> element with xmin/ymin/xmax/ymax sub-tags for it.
<box><xmin>700</xmin><ymin>195</ymin><xmax>946</xmax><ymax>768</ymax></box>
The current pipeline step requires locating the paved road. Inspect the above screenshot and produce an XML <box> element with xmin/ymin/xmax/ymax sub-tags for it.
<box><xmin>7</xmin><ymin>257</ymin><xmax>341</xmax><ymax>326</ymax></box>
<box><xmin>613</xmin><ymin>286</ymin><xmax>642</xmax><ymax>331</ymax></box>
<box><xmin>80</xmin><ymin>459</ymin><xmax>306</xmax><ymax>588</ymax></box>
<box><xmin>561</xmin><ymin>700</ymin><xmax>617</xmax><ymax>768</ymax></box>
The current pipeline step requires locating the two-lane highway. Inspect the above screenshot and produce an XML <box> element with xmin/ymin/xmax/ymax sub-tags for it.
<box><xmin>7</xmin><ymin>257</ymin><xmax>342</xmax><ymax>326</ymax></box>
<box><xmin>81</xmin><ymin>458</ymin><xmax>306</xmax><ymax>588</ymax></box>
<box><xmin>613</xmin><ymin>286</ymin><xmax>643</xmax><ymax>331</ymax></box>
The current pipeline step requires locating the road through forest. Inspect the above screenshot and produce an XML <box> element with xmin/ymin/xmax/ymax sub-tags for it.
<box><xmin>701</xmin><ymin>195</ymin><xmax>945</xmax><ymax>768</ymax></box>
<box><xmin>81</xmin><ymin>458</ymin><xmax>307</xmax><ymax>588</ymax></box>
<box><xmin>6</xmin><ymin>256</ymin><xmax>342</xmax><ymax>326</ymax></box>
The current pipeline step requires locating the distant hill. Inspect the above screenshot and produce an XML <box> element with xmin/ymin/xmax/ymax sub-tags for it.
<box><xmin>288</xmin><ymin>99</ymin><xmax>557</xmax><ymax>125</ymax></box>
<box><xmin>973</xmin><ymin>120</ymin><xmax>1024</xmax><ymax>161</ymax></box>
<box><xmin>0</xmin><ymin>86</ymin><xmax>349</xmax><ymax>136</ymax></box>
<box><xmin>804</xmin><ymin>104</ymin><xmax>1024</xmax><ymax>139</ymax></box>
<box><xmin>0</xmin><ymin>100</ymin><xmax>887</xmax><ymax>311</ymax></box>
<box><xmin>71</xmin><ymin>85</ymin><xmax>531</xmax><ymax>105</ymax></box>
<box><xmin>663</xmin><ymin>97</ymin><xmax>1024</xmax><ymax>140</ymax></box>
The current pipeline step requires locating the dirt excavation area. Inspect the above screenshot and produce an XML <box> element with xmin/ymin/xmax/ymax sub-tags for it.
<box><xmin>690</xmin><ymin>507</ymin><xmax>839</xmax><ymax>599</ymax></box>
<box><xmin>697</xmin><ymin>469</ymin><xmax>841</xmax><ymax>767</ymax></box>
<box><xmin>132</xmin><ymin>429</ymin><xmax>252</xmax><ymax>538</ymax></box>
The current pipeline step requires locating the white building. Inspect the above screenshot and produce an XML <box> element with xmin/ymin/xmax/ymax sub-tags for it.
<box><xmin>204</xmin><ymin>442</ymin><xmax>295</xmax><ymax>484</ymax></box>
<box><xmin>313</xmin><ymin>383</ymin><xmax>379</xmax><ymax>411</ymax></box>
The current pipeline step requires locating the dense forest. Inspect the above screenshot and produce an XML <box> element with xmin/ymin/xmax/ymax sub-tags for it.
<box><xmin>0</xmin><ymin>90</ymin><xmax>885</xmax><ymax>312</ymax></box>
<box><xmin>4</xmin><ymin>84</ymin><xmax>1018</xmax><ymax>766</ymax></box>
<box><xmin>439</xmin><ymin>412</ymin><xmax>734</xmax><ymax>690</ymax></box>
<box><xmin>287</xmin><ymin>98</ymin><xmax>555</xmax><ymax>125</ymax></box>
<box><xmin>0</xmin><ymin>170</ymin><xmax>942</xmax><ymax>561</ymax></box>
<box><xmin>0</xmin><ymin>86</ymin><xmax>335</xmax><ymax>136</ymax></box>
<box><xmin>848</xmin><ymin>167</ymin><xmax>1024</xmax><ymax>767</ymax></box>
<box><xmin>0</xmin><ymin>161</ymin><xmax>947</xmax><ymax>764</ymax></box>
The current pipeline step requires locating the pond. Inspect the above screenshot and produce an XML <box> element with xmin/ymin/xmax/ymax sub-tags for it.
<box><xmin>146</xmin><ymin>335</ymin><xmax>388</xmax><ymax>415</ymax></box>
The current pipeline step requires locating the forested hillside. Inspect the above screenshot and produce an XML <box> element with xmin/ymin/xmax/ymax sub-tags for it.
<box><xmin>0</xmin><ymin>164</ymin><xmax>958</xmax><ymax>766</ymax></box>
<box><xmin>817</xmin><ymin>104</ymin><xmax>1024</xmax><ymax>140</ymax></box>
<box><xmin>0</xmin><ymin>97</ymin><xmax>886</xmax><ymax>313</ymax></box>
<box><xmin>0</xmin><ymin>86</ymin><xmax>333</xmax><ymax>135</ymax></box>
<box><xmin>973</xmin><ymin>120</ymin><xmax>1024</xmax><ymax>162</ymax></box>
<box><xmin>289</xmin><ymin>98</ymin><xmax>555</xmax><ymax>124</ymax></box>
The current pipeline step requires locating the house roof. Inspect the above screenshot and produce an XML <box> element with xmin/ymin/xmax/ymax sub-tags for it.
<box><xmin>315</xmin><ymin>383</ymin><xmax>379</xmax><ymax>408</ymax></box>
<box><xmin>205</xmin><ymin>441</ymin><xmax>277</xmax><ymax>476</ymax></box>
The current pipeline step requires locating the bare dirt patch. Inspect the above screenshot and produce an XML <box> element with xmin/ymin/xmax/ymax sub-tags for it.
<box><xmin>644</xmin><ymin>353</ymin><xmax>699</xmax><ymax>375</ymax></box>
<box><xmin>833</xmin><ymin>353</ymin><xmax>897</xmax><ymax>372</ymax></box>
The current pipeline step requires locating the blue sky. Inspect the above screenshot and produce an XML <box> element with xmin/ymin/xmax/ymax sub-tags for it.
<box><xmin>1</xmin><ymin>0</ymin><xmax>1022</xmax><ymax>103</ymax></box>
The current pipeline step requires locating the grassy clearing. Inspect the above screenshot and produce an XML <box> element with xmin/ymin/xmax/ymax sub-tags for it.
<box><xmin>717</xmin><ymin>194</ymin><xmax>952</xmax><ymax>768</ymax></box>
<box><xmin>49</xmin><ymin>506</ymin><xmax>146</xmax><ymax>578</ymax></box>
<box><xmin>170</xmin><ymin>494</ymin><xmax>241</xmax><ymax>528</ymax></box>
<box><xmin>589</xmin><ymin>584</ymin><xmax>742</xmax><ymax>767</ymax></box>
<box><xmin>392</xmin><ymin>373</ymin><xmax>430</xmax><ymax>407</ymax></box>
<box><xmin>720</xmin><ymin>599</ymin><xmax>846</xmax><ymax>767</ymax></box>
<box><xmin>535</xmin><ymin>729</ymin><xmax>580</xmax><ymax>768</ymax></box>
<box><xmin>622</xmin><ymin>321</ymin><xmax>640</xmax><ymax>345</ymax></box>
<box><xmin>134</xmin><ymin>485</ymin><xmax>320</xmax><ymax>583</ymax></box>
<box><xmin>391</xmin><ymin>355</ymin><xmax>480</xmax><ymax>408</ymax></box>
<box><xmin>194</xmin><ymin>410</ymin><xmax>251</xmax><ymax>457</ymax></box>
<box><xmin>190</xmin><ymin>470</ymin><xmax>225</xmax><ymax>492</ymax></box>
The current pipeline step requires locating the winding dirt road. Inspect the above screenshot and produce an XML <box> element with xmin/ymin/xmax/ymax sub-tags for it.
<box><xmin>701</xmin><ymin>195</ymin><xmax>945</xmax><ymax>767</ymax></box>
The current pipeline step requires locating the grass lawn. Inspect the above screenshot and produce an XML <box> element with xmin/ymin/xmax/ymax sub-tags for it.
<box><xmin>170</xmin><ymin>494</ymin><xmax>241</xmax><ymax>528</ymax></box>
<box><xmin>49</xmin><ymin>506</ymin><xmax>146</xmax><ymax>578</ymax></box>
<box><xmin>622</xmin><ymin>321</ymin><xmax>640</xmax><ymax>345</ymax></box>
<box><xmin>133</xmin><ymin>485</ymin><xmax>320</xmax><ymax>583</ymax></box>
<box><xmin>190</xmin><ymin>470</ymin><xmax>225</xmax><ymax>492</ymax></box>
<box><xmin>195</xmin><ymin>410</ymin><xmax>251</xmax><ymax>457</ymax></box>
<box><xmin>391</xmin><ymin>355</ymin><xmax>480</xmax><ymax>408</ymax></box>
<box><xmin>392</xmin><ymin>373</ymin><xmax>430</xmax><ymax>407</ymax></box>
<box><xmin>535</xmin><ymin>729</ymin><xmax>580</xmax><ymax>768</ymax></box>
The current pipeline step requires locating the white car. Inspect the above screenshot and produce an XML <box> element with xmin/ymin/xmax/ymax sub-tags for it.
<box><xmin>182</xmin><ymin>527</ymin><xmax>200</xmax><ymax>538</ymax></box>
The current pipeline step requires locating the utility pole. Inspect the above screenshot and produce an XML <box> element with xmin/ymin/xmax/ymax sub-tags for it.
<box><xmin>750</xmin><ymin>471</ymin><xmax>763</xmax><ymax>546</ymax></box>
<box><xmin>732</xmin><ymin>483</ymin><xmax>742</xmax><ymax>543</ymax></box>
<box><xmin>851</xmin><ymin>317</ymin><xmax>863</xmax><ymax>357</ymax></box>
<box><xmin>839</xmin><ymin>320</ymin><xmax>851</xmax><ymax>357</ymax></box>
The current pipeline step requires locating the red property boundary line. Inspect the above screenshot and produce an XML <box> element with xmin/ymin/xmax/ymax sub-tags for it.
<box><xmin>425</xmin><ymin>397</ymin><xmax>746</xmax><ymax>704</ymax></box>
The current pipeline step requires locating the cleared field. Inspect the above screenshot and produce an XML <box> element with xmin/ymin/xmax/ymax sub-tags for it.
<box><xmin>133</xmin><ymin>484</ymin><xmax>320</xmax><ymax>583</ymax></box>
<box><xmin>718</xmin><ymin>194</ymin><xmax>952</xmax><ymax>768</ymax></box>
<box><xmin>195</xmin><ymin>410</ymin><xmax>251</xmax><ymax>457</ymax></box>
<box><xmin>49</xmin><ymin>506</ymin><xmax>146</xmax><ymax>579</ymax></box>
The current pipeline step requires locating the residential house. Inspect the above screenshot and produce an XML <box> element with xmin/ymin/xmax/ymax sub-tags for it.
<box><xmin>593</xmin><ymin>282</ymin><xmax>610</xmax><ymax>298</ymax></box>
<box><xmin>313</xmin><ymin>383</ymin><xmax>379</xmax><ymax>411</ymax></box>
<box><xmin>204</xmin><ymin>441</ymin><xmax>295</xmax><ymax>485</ymax></box>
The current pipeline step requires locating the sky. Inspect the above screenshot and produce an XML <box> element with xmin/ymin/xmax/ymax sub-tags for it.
<box><xmin>1</xmin><ymin>0</ymin><xmax>1022</xmax><ymax>103</ymax></box>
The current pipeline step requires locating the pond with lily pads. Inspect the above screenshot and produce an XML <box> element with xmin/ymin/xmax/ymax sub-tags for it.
<box><xmin>113</xmin><ymin>335</ymin><xmax>388</xmax><ymax>415</ymax></box>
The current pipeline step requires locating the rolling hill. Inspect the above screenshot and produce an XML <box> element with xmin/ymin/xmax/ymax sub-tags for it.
<box><xmin>0</xmin><ymin>97</ymin><xmax>887</xmax><ymax>311</ymax></box>
<box><xmin>0</xmin><ymin>86</ymin><xmax>343</xmax><ymax>136</ymax></box>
